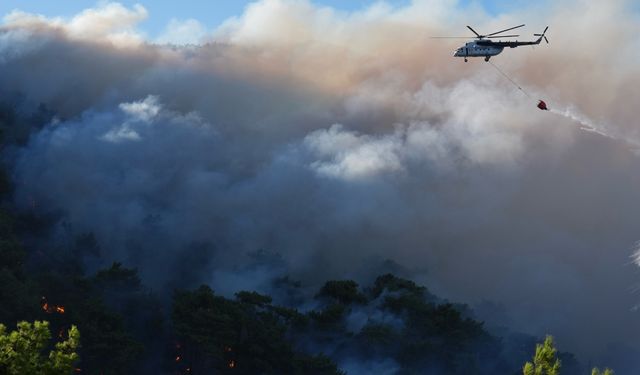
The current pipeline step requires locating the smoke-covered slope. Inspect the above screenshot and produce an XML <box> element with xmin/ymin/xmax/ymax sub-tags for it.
<box><xmin>1</xmin><ymin>0</ymin><xmax>640</xmax><ymax>370</ymax></box>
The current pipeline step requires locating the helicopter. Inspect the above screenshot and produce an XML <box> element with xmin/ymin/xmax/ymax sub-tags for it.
<box><xmin>436</xmin><ymin>24</ymin><xmax>549</xmax><ymax>62</ymax></box>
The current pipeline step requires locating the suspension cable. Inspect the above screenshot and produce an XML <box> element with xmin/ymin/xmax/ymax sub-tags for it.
<box><xmin>487</xmin><ymin>60</ymin><xmax>532</xmax><ymax>99</ymax></box>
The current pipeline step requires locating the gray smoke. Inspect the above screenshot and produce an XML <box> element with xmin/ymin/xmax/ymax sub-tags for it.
<box><xmin>2</xmin><ymin>0</ymin><xmax>640</xmax><ymax>369</ymax></box>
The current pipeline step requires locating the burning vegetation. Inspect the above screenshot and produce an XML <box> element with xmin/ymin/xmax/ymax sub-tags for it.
<box><xmin>41</xmin><ymin>297</ymin><xmax>65</xmax><ymax>314</ymax></box>
<box><xmin>0</xmin><ymin>179</ymin><xmax>606</xmax><ymax>374</ymax></box>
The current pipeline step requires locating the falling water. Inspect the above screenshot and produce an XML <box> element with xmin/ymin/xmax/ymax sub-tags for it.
<box><xmin>551</xmin><ymin>105</ymin><xmax>632</xmax><ymax>144</ymax></box>
<box><xmin>550</xmin><ymin>107</ymin><xmax>612</xmax><ymax>138</ymax></box>
<box><xmin>549</xmin><ymin>106</ymin><xmax>640</xmax><ymax>155</ymax></box>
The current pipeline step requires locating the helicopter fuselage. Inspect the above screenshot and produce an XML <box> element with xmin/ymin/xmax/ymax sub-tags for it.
<box><xmin>454</xmin><ymin>35</ymin><xmax>545</xmax><ymax>62</ymax></box>
<box><xmin>454</xmin><ymin>41</ymin><xmax>504</xmax><ymax>61</ymax></box>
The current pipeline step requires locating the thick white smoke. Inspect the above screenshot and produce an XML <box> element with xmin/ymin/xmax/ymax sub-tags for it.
<box><xmin>2</xmin><ymin>0</ymin><xmax>640</xmax><ymax>368</ymax></box>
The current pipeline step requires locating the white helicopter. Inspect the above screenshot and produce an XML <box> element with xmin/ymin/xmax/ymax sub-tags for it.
<box><xmin>437</xmin><ymin>24</ymin><xmax>549</xmax><ymax>62</ymax></box>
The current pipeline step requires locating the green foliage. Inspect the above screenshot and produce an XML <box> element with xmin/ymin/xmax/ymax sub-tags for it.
<box><xmin>33</xmin><ymin>264</ymin><xmax>149</xmax><ymax>375</ymax></box>
<box><xmin>371</xmin><ymin>275</ymin><xmax>494</xmax><ymax>374</ymax></box>
<box><xmin>0</xmin><ymin>320</ymin><xmax>79</xmax><ymax>375</ymax></box>
<box><xmin>0</xmin><ymin>207</ymin><xmax>40</xmax><ymax>325</ymax></box>
<box><xmin>0</xmin><ymin>209</ymin><xmax>27</xmax><ymax>274</ymax></box>
<box><xmin>172</xmin><ymin>285</ymin><xmax>343</xmax><ymax>374</ymax></box>
<box><xmin>0</xmin><ymin>194</ymin><xmax>158</xmax><ymax>374</ymax></box>
<box><xmin>75</xmin><ymin>299</ymin><xmax>144</xmax><ymax>375</ymax></box>
<box><xmin>0</xmin><ymin>268</ymin><xmax>39</xmax><ymax>324</ymax></box>
<box><xmin>236</xmin><ymin>291</ymin><xmax>273</xmax><ymax>307</ymax></box>
<box><xmin>93</xmin><ymin>262</ymin><xmax>142</xmax><ymax>292</ymax></box>
<box><xmin>358</xmin><ymin>323</ymin><xmax>397</xmax><ymax>346</ymax></box>
<box><xmin>172</xmin><ymin>285</ymin><xmax>239</xmax><ymax>356</ymax></box>
<box><xmin>309</xmin><ymin>304</ymin><xmax>347</xmax><ymax>327</ymax></box>
<box><xmin>169</xmin><ymin>275</ymin><xmax>505</xmax><ymax>374</ymax></box>
<box><xmin>48</xmin><ymin>325</ymin><xmax>80</xmax><ymax>374</ymax></box>
<box><xmin>523</xmin><ymin>336</ymin><xmax>561</xmax><ymax>375</ymax></box>
<box><xmin>592</xmin><ymin>368</ymin><xmax>614</xmax><ymax>375</ymax></box>
<box><xmin>292</xmin><ymin>353</ymin><xmax>346</xmax><ymax>375</ymax></box>
<box><xmin>371</xmin><ymin>273</ymin><xmax>429</xmax><ymax>299</ymax></box>
<box><xmin>271</xmin><ymin>305</ymin><xmax>308</xmax><ymax>327</ymax></box>
<box><xmin>316</xmin><ymin>280</ymin><xmax>367</xmax><ymax>305</ymax></box>
<box><xmin>0</xmin><ymin>168</ymin><xmax>11</xmax><ymax>199</ymax></box>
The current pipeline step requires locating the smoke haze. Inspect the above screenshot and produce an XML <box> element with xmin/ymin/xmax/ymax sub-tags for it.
<box><xmin>1</xmin><ymin>0</ymin><xmax>640</xmax><ymax>369</ymax></box>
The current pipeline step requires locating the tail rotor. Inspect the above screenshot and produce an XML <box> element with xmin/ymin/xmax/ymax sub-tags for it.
<box><xmin>534</xmin><ymin>26</ymin><xmax>549</xmax><ymax>44</ymax></box>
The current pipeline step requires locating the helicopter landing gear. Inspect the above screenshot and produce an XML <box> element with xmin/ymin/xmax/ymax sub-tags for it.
<box><xmin>464</xmin><ymin>58</ymin><xmax>468</xmax><ymax>62</ymax></box>
<box><xmin>484</xmin><ymin>56</ymin><xmax>491</xmax><ymax>62</ymax></box>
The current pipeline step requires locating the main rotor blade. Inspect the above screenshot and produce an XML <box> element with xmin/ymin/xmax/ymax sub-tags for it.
<box><xmin>487</xmin><ymin>24</ymin><xmax>525</xmax><ymax>36</ymax></box>
<box><xmin>430</xmin><ymin>37</ymin><xmax>474</xmax><ymax>39</ymax></box>
<box><xmin>467</xmin><ymin>26</ymin><xmax>482</xmax><ymax>38</ymax></box>
<box><xmin>486</xmin><ymin>35</ymin><xmax>519</xmax><ymax>38</ymax></box>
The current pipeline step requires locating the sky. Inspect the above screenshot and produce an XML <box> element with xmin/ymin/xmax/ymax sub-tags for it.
<box><xmin>0</xmin><ymin>0</ymin><xmax>539</xmax><ymax>39</ymax></box>
<box><xmin>0</xmin><ymin>0</ymin><xmax>409</xmax><ymax>37</ymax></box>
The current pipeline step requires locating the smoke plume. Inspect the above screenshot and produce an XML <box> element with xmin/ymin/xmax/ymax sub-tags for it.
<box><xmin>1</xmin><ymin>0</ymin><xmax>640</xmax><ymax>369</ymax></box>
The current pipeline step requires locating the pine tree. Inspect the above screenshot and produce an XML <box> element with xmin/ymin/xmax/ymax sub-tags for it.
<box><xmin>0</xmin><ymin>320</ymin><xmax>80</xmax><ymax>375</ymax></box>
<box><xmin>592</xmin><ymin>368</ymin><xmax>614</xmax><ymax>375</ymax></box>
<box><xmin>523</xmin><ymin>335</ymin><xmax>561</xmax><ymax>375</ymax></box>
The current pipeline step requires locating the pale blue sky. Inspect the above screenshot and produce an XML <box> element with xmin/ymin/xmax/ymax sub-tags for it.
<box><xmin>0</xmin><ymin>0</ymin><xmax>522</xmax><ymax>38</ymax></box>
<box><xmin>0</xmin><ymin>1</ymin><xmax>404</xmax><ymax>36</ymax></box>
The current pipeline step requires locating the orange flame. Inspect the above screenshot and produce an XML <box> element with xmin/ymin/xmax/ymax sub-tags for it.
<box><xmin>41</xmin><ymin>297</ymin><xmax>65</xmax><ymax>314</ymax></box>
<box><xmin>228</xmin><ymin>360</ymin><xmax>236</xmax><ymax>369</ymax></box>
